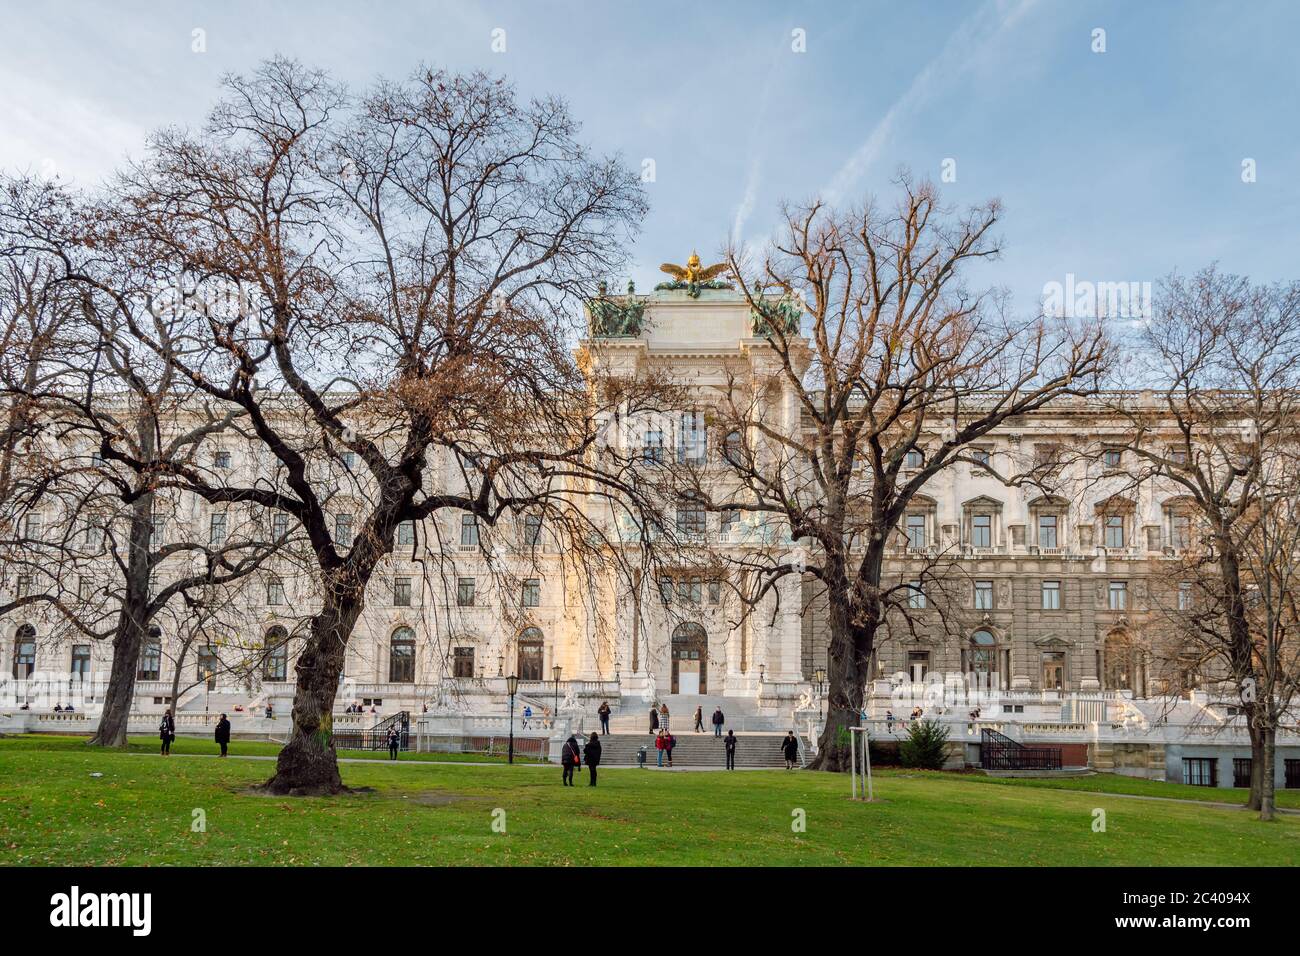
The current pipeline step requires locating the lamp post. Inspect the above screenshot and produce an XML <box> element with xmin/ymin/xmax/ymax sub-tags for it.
<box><xmin>497</xmin><ymin>653</ymin><xmax>503</xmax><ymax>678</ymax></box>
<box><xmin>552</xmin><ymin>664</ymin><xmax>562</xmax><ymax>725</ymax></box>
<box><xmin>814</xmin><ymin>667</ymin><xmax>827</xmax><ymax>721</ymax></box>
<box><xmin>204</xmin><ymin>669</ymin><xmax>213</xmax><ymax>716</ymax></box>
<box><xmin>506</xmin><ymin>673</ymin><xmax>519</xmax><ymax>764</ymax></box>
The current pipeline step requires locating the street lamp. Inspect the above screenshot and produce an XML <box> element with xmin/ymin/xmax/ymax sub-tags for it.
<box><xmin>497</xmin><ymin>653</ymin><xmax>504</xmax><ymax>677</ymax></box>
<box><xmin>614</xmin><ymin>659</ymin><xmax>621</xmax><ymax>684</ymax></box>
<box><xmin>552</xmin><ymin>664</ymin><xmax>562</xmax><ymax>724</ymax></box>
<box><xmin>814</xmin><ymin>667</ymin><xmax>827</xmax><ymax>721</ymax></box>
<box><xmin>204</xmin><ymin>669</ymin><xmax>213</xmax><ymax>716</ymax></box>
<box><xmin>506</xmin><ymin>673</ymin><xmax>520</xmax><ymax>764</ymax></box>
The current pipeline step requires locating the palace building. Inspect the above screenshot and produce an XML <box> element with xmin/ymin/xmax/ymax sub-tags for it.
<box><xmin>3</xmin><ymin>283</ymin><xmax>1297</xmax><ymax>789</ymax></box>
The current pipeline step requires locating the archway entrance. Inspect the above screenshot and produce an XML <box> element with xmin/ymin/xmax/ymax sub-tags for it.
<box><xmin>671</xmin><ymin>623</ymin><xmax>707</xmax><ymax>695</ymax></box>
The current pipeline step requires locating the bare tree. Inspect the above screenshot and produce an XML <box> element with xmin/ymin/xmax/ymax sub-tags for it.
<box><xmin>1103</xmin><ymin>268</ymin><xmax>1300</xmax><ymax>819</ymax></box>
<box><xmin>14</xmin><ymin>60</ymin><xmax>655</xmax><ymax>793</ymax></box>
<box><xmin>668</xmin><ymin>179</ymin><xmax>1109</xmax><ymax>770</ymax></box>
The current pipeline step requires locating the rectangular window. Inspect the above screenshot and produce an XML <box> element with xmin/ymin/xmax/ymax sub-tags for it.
<box><xmin>905</xmin><ymin>514</ymin><xmax>926</xmax><ymax>549</ymax></box>
<box><xmin>1041</xmin><ymin>651</ymin><xmax>1065</xmax><ymax>690</ymax></box>
<box><xmin>1178</xmin><ymin>582</ymin><xmax>1193</xmax><ymax>611</ymax></box>
<box><xmin>1104</xmin><ymin>515</ymin><xmax>1125</xmax><ymax>549</ymax></box>
<box><xmin>643</xmin><ymin>430</ymin><xmax>664</xmax><ymax>464</ymax></box>
<box><xmin>1286</xmin><ymin>760</ymin><xmax>1300</xmax><ymax>790</ymax></box>
<box><xmin>452</xmin><ymin>646</ymin><xmax>475</xmax><ymax>679</ymax></box>
<box><xmin>1042</xmin><ymin>580</ymin><xmax>1061</xmax><ymax>610</ymax></box>
<box><xmin>658</xmin><ymin>577</ymin><xmax>674</xmax><ymax>604</ymax></box>
<box><xmin>1182</xmin><ymin>758</ymin><xmax>1217</xmax><ymax>787</ymax></box>
<box><xmin>905</xmin><ymin>449</ymin><xmax>923</xmax><ymax>469</ymax></box>
<box><xmin>971</xmin><ymin>514</ymin><xmax>992</xmax><ymax>549</ymax></box>
<box><xmin>456</xmin><ymin>578</ymin><xmax>475</xmax><ymax>607</ymax></box>
<box><xmin>70</xmin><ymin>645</ymin><xmax>91</xmax><ymax>680</ymax></box>
<box><xmin>1170</xmin><ymin>514</ymin><xmax>1191</xmax><ymax>550</ymax></box>
<box><xmin>1108</xmin><ymin>581</ymin><xmax>1128</xmax><ymax>610</ymax></box>
<box><xmin>272</xmin><ymin>512</ymin><xmax>290</xmax><ymax>541</ymax></box>
<box><xmin>522</xmin><ymin>578</ymin><xmax>541</xmax><ymax>607</ymax></box>
<box><xmin>708</xmin><ymin>580</ymin><xmax>721</xmax><ymax>605</ymax></box>
<box><xmin>197</xmin><ymin>646</ymin><xmax>219</xmax><ymax>685</ymax></box>
<box><xmin>676</xmin><ymin>500</ymin><xmax>707</xmax><ymax>535</ymax></box>
<box><xmin>138</xmin><ymin>641</ymin><xmax>161</xmax><ymax>681</ymax></box>
<box><xmin>971</xmin><ymin>448</ymin><xmax>991</xmax><ymax>468</ymax></box>
<box><xmin>209</xmin><ymin>513</ymin><xmax>227</xmax><ymax>547</ymax></box>
<box><xmin>24</xmin><ymin>513</ymin><xmax>42</xmax><ymax>540</ymax></box>
<box><xmin>908</xmin><ymin>581</ymin><xmax>926</xmax><ymax>609</ymax></box>
<box><xmin>1232</xmin><ymin>758</ymin><xmax>1252</xmax><ymax>789</ymax></box>
<box><xmin>1038</xmin><ymin>514</ymin><xmax>1058</xmax><ymax>549</ymax></box>
<box><xmin>720</xmin><ymin>509</ymin><xmax>740</xmax><ymax>535</ymax></box>
<box><xmin>1103</xmin><ymin>448</ymin><xmax>1122</xmax><ymax>469</ymax></box>
<box><xmin>396</xmin><ymin>520</ymin><xmax>415</xmax><ymax>546</ymax></box>
<box><xmin>214</xmin><ymin>450</ymin><xmax>232</xmax><ymax>470</ymax></box>
<box><xmin>460</xmin><ymin>514</ymin><xmax>478</xmax><ymax>547</ymax></box>
<box><xmin>523</xmin><ymin>514</ymin><xmax>543</xmax><ymax>547</ymax></box>
<box><xmin>393</xmin><ymin>576</ymin><xmax>412</xmax><ymax>607</ymax></box>
<box><xmin>335</xmin><ymin>513</ymin><xmax>353</xmax><ymax>548</ymax></box>
<box><xmin>677</xmin><ymin>411</ymin><xmax>706</xmax><ymax>464</ymax></box>
<box><xmin>974</xmin><ymin>580</ymin><xmax>994</xmax><ymax>610</ymax></box>
<box><xmin>267</xmin><ymin>577</ymin><xmax>286</xmax><ymax>606</ymax></box>
<box><xmin>676</xmin><ymin>577</ymin><xmax>702</xmax><ymax>604</ymax></box>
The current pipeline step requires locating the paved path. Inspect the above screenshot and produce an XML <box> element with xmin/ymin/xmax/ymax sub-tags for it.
<box><xmin>132</xmin><ymin>752</ymin><xmax>778</xmax><ymax>772</ymax></box>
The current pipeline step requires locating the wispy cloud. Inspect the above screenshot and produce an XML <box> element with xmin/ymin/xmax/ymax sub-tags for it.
<box><xmin>822</xmin><ymin>0</ymin><xmax>1039</xmax><ymax>205</ymax></box>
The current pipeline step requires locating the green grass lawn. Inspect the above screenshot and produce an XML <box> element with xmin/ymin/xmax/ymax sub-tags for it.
<box><xmin>1</xmin><ymin>735</ymin><xmax>1296</xmax><ymax>866</ymax></box>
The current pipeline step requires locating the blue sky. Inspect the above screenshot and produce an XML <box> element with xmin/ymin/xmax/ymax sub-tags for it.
<box><xmin>2</xmin><ymin>0</ymin><xmax>1296</xmax><ymax>314</ymax></box>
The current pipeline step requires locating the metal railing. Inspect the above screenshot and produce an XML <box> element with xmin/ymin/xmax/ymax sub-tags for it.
<box><xmin>980</xmin><ymin>728</ymin><xmax>1062</xmax><ymax>771</ymax></box>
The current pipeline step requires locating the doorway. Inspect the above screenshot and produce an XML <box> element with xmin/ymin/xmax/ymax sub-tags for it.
<box><xmin>671</xmin><ymin>623</ymin><xmax>707</xmax><ymax>695</ymax></box>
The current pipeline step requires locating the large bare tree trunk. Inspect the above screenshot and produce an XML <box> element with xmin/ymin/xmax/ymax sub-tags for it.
<box><xmin>1259</xmin><ymin>727</ymin><xmax>1276</xmax><ymax>822</ymax></box>
<box><xmin>88</xmin><ymin>492</ymin><xmax>153</xmax><ymax>748</ymax></box>
<box><xmin>262</xmin><ymin>591</ymin><xmax>363</xmax><ymax>795</ymax></box>
<box><xmin>812</xmin><ymin>585</ymin><xmax>873</xmax><ymax>771</ymax></box>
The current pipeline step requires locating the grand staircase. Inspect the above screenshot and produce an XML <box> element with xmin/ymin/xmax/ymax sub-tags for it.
<box><xmin>593</xmin><ymin>731</ymin><xmax>802</xmax><ymax>768</ymax></box>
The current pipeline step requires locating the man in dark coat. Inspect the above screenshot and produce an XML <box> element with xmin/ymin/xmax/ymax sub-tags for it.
<box><xmin>386</xmin><ymin>726</ymin><xmax>400</xmax><ymax>760</ymax></box>
<box><xmin>598</xmin><ymin>701</ymin><xmax>611</xmax><ymax>735</ymax></box>
<box><xmin>781</xmin><ymin>731</ymin><xmax>800</xmax><ymax>770</ymax></box>
<box><xmin>724</xmin><ymin>730</ymin><xmax>738</xmax><ymax>770</ymax></box>
<box><xmin>648</xmin><ymin>705</ymin><xmax>659</xmax><ymax>734</ymax></box>
<box><xmin>159</xmin><ymin>710</ymin><xmax>175</xmax><ymax>756</ymax></box>
<box><xmin>583</xmin><ymin>731</ymin><xmax>602</xmax><ymax>786</ymax></box>
<box><xmin>214</xmin><ymin>713</ymin><xmax>231</xmax><ymax>757</ymax></box>
<box><xmin>711</xmin><ymin>707</ymin><xmax>725</xmax><ymax>737</ymax></box>
<box><xmin>561</xmin><ymin>734</ymin><xmax>581</xmax><ymax>785</ymax></box>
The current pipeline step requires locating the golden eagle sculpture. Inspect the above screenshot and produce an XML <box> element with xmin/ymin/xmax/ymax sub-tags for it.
<box><xmin>659</xmin><ymin>251</ymin><xmax>731</xmax><ymax>285</ymax></box>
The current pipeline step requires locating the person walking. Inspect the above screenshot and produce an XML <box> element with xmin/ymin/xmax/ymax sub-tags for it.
<box><xmin>780</xmin><ymin>730</ymin><xmax>800</xmax><ymax>770</ymax></box>
<box><xmin>711</xmin><ymin>707</ymin><xmax>725</xmax><ymax>737</ymax></box>
<box><xmin>693</xmin><ymin>705</ymin><xmax>704</xmax><ymax>733</ymax></box>
<box><xmin>659</xmin><ymin>702</ymin><xmax>670</xmax><ymax>732</ymax></box>
<box><xmin>648</xmin><ymin>704</ymin><xmax>659</xmax><ymax>735</ymax></box>
<box><xmin>159</xmin><ymin>709</ymin><xmax>175</xmax><ymax>756</ymax></box>
<box><xmin>523</xmin><ymin>704</ymin><xmax>532</xmax><ymax>729</ymax></box>
<box><xmin>654</xmin><ymin>729</ymin><xmax>667</xmax><ymax>767</ymax></box>
<box><xmin>214</xmin><ymin>713</ymin><xmax>231</xmax><ymax>757</ymax></box>
<box><xmin>584</xmin><ymin>731</ymin><xmax>602</xmax><ymax>787</ymax></box>
<box><xmin>561</xmin><ymin>734</ymin><xmax>582</xmax><ymax>785</ymax></box>
<box><xmin>598</xmin><ymin>701</ymin><xmax>611</xmax><ymax>735</ymax></box>
<box><xmin>724</xmin><ymin>729</ymin><xmax>738</xmax><ymax>770</ymax></box>
<box><xmin>665</xmin><ymin>731</ymin><xmax>677</xmax><ymax>768</ymax></box>
<box><xmin>386</xmin><ymin>726</ymin><xmax>400</xmax><ymax>760</ymax></box>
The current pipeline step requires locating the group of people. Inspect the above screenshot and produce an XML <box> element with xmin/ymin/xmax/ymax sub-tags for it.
<box><xmin>343</xmin><ymin>702</ymin><xmax>376</xmax><ymax>715</ymax></box>
<box><xmin>561</xmin><ymin>730</ymin><xmax>602</xmax><ymax>785</ymax></box>
<box><xmin>50</xmin><ymin>703</ymin><xmax>76</xmax><ymax>712</ymax></box>
<box><xmin>521</xmin><ymin>704</ymin><xmax>554</xmax><ymax>729</ymax></box>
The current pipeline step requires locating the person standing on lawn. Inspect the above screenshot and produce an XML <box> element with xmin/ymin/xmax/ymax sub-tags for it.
<box><xmin>598</xmin><ymin>700</ymin><xmax>611</xmax><ymax>735</ymax></box>
<box><xmin>711</xmin><ymin>707</ymin><xmax>725</xmax><ymax>737</ymax></box>
<box><xmin>665</xmin><ymin>731</ymin><xmax>677</xmax><ymax>768</ymax></box>
<box><xmin>584</xmin><ymin>731</ymin><xmax>602</xmax><ymax>787</ymax></box>
<box><xmin>724</xmin><ymin>730</ymin><xmax>738</xmax><ymax>770</ymax></box>
<box><xmin>654</xmin><ymin>729</ymin><xmax>667</xmax><ymax>767</ymax></box>
<box><xmin>781</xmin><ymin>731</ymin><xmax>800</xmax><ymax>770</ymax></box>
<box><xmin>214</xmin><ymin>713</ymin><xmax>231</xmax><ymax>757</ymax></box>
<box><xmin>561</xmin><ymin>734</ymin><xmax>582</xmax><ymax>785</ymax></box>
<box><xmin>159</xmin><ymin>709</ymin><xmax>175</xmax><ymax>756</ymax></box>
<box><xmin>386</xmin><ymin>726</ymin><xmax>400</xmax><ymax>760</ymax></box>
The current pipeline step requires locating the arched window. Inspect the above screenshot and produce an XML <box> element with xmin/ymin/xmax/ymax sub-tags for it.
<box><xmin>1104</xmin><ymin>631</ymin><xmax>1133</xmax><ymax>691</ymax></box>
<box><xmin>12</xmin><ymin>624</ymin><xmax>35</xmax><ymax>679</ymax></box>
<box><xmin>138</xmin><ymin>626</ymin><xmax>162</xmax><ymax>681</ymax></box>
<box><xmin>968</xmin><ymin>630</ymin><xmax>997</xmax><ymax>677</ymax></box>
<box><xmin>389</xmin><ymin>627</ymin><xmax>416</xmax><ymax>682</ymax></box>
<box><xmin>517</xmin><ymin>627</ymin><xmax>543</xmax><ymax>681</ymax></box>
<box><xmin>263</xmin><ymin>626</ymin><xmax>289</xmax><ymax>682</ymax></box>
<box><xmin>722</xmin><ymin>430</ymin><xmax>745</xmax><ymax>466</ymax></box>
